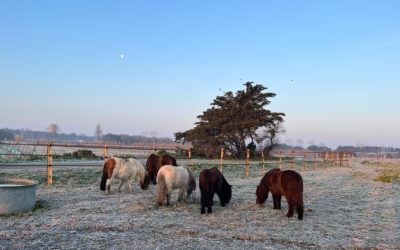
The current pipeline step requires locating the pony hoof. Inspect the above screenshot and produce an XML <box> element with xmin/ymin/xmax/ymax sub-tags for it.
<box><xmin>201</xmin><ymin>210</ymin><xmax>205</xmax><ymax>214</ymax></box>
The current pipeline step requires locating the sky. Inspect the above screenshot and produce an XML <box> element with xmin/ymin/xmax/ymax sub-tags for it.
<box><xmin>1</xmin><ymin>0</ymin><xmax>399</xmax><ymax>148</ymax></box>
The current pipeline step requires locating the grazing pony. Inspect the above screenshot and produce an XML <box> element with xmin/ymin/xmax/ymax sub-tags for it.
<box><xmin>199</xmin><ymin>167</ymin><xmax>232</xmax><ymax>214</ymax></box>
<box><xmin>100</xmin><ymin>157</ymin><xmax>150</xmax><ymax>194</ymax></box>
<box><xmin>146</xmin><ymin>153</ymin><xmax>177</xmax><ymax>185</ymax></box>
<box><xmin>256</xmin><ymin>168</ymin><xmax>304</xmax><ymax>220</ymax></box>
<box><xmin>156</xmin><ymin>165</ymin><xmax>196</xmax><ymax>206</ymax></box>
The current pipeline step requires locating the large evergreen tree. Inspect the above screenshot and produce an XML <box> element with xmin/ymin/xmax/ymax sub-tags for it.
<box><xmin>175</xmin><ymin>82</ymin><xmax>285</xmax><ymax>158</ymax></box>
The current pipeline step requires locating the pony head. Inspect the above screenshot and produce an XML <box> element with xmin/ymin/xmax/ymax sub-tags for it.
<box><xmin>220</xmin><ymin>184</ymin><xmax>232</xmax><ymax>206</ymax></box>
<box><xmin>256</xmin><ymin>168</ymin><xmax>280</xmax><ymax>204</ymax></box>
<box><xmin>141</xmin><ymin>171</ymin><xmax>151</xmax><ymax>190</ymax></box>
<box><xmin>256</xmin><ymin>182</ymin><xmax>269</xmax><ymax>204</ymax></box>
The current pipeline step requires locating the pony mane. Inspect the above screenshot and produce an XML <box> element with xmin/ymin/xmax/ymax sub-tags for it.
<box><xmin>159</xmin><ymin>155</ymin><xmax>177</xmax><ymax>166</ymax></box>
<box><xmin>256</xmin><ymin>168</ymin><xmax>281</xmax><ymax>204</ymax></box>
<box><xmin>218</xmin><ymin>169</ymin><xmax>232</xmax><ymax>204</ymax></box>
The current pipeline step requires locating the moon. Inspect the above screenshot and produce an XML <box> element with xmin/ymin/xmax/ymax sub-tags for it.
<box><xmin>120</xmin><ymin>54</ymin><xmax>125</xmax><ymax>59</ymax></box>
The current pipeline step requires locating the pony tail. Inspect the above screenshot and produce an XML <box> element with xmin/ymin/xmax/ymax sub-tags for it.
<box><xmin>156</xmin><ymin>174</ymin><xmax>166</xmax><ymax>206</ymax></box>
<box><xmin>297</xmin><ymin>196</ymin><xmax>304</xmax><ymax>220</ymax></box>
<box><xmin>186</xmin><ymin>168</ymin><xmax>196</xmax><ymax>196</ymax></box>
<box><xmin>100</xmin><ymin>165</ymin><xmax>108</xmax><ymax>191</ymax></box>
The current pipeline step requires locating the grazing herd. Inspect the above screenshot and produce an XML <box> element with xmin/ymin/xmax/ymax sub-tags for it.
<box><xmin>100</xmin><ymin>153</ymin><xmax>304</xmax><ymax>220</ymax></box>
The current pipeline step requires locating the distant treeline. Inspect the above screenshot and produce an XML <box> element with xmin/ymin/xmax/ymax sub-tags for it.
<box><xmin>273</xmin><ymin>143</ymin><xmax>400</xmax><ymax>153</ymax></box>
<box><xmin>0</xmin><ymin>128</ymin><xmax>398</xmax><ymax>152</ymax></box>
<box><xmin>335</xmin><ymin>145</ymin><xmax>400</xmax><ymax>153</ymax></box>
<box><xmin>0</xmin><ymin>128</ymin><xmax>174</xmax><ymax>144</ymax></box>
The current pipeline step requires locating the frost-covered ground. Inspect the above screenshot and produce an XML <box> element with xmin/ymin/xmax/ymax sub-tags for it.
<box><xmin>1</xmin><ymin>160</ymin><xmax>399</xmax><ymax>249</ymax></box>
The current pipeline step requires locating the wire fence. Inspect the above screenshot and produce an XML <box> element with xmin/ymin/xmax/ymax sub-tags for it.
<box><xmin>0</xmin><ymin>141</ymin><xmax>351</xmax><ymax>185</ymax></box>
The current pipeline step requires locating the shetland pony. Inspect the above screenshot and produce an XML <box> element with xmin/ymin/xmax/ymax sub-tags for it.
<box><xmin>199</xmin><ymin>167</ymin><xmax>232</xmax><ymax>214</ymax></box>
<box><xmin>156</xmin><ymin>165</ymin><xmax>196</xmax><ymax>206</ymax></box>
<box><xmin>146</xmin><ymin>153</ymin><xmax>177</xmax><ymax>185</ymax></box>
<box><xmin>256</xmin><ymin>168</ymin><xmax>304</xmax><ymax>220</ymax></box>
<box><xmin>100</xmin><ymin>157</ymin><xmax>150</xmax><ymax>194</ymax></box>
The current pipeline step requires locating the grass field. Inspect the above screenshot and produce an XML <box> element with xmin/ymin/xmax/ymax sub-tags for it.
<box><xmin>1</xmin><ymin>160</ymin><xmax>399</xmax><ymax>249</ymax></box>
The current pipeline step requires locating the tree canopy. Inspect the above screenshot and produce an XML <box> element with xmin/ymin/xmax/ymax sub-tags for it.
<box><xmin>175</xmin><ymin>82</ymin><xmax>285</xmax><ymax>158</ymax></box>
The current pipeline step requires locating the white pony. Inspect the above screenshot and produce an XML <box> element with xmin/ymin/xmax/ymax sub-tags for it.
<box><xmin>156</xmin><ymin>165</ymin><xmax>196</xmax><ymax>206</ymax></box>
<box><xmin>100</xmin><ymin>157</ymin><xmax>150</xmax><ymax>194</ymax></box>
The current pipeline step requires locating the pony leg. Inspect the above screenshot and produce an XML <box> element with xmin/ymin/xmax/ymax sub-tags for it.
<box><xmin>166</xmin><ymin>192</ymin><xmax>171</xmax><ymax>206</ymax></box>
<box><xmin>272</xmin><ymin>195</ymin><xmax>279</xmax><ymax>209</ymax></box>
<box><xmin>297</xmin><ymin>197</ymin><xmax>304</xmax><ymax>220</ymax></box>
<box><xmin>117</xmin><ymin>180</ymin><xmax>123</xmax><ymax>192</ymax></box>
<box><xmin>286</xmin><ymin>197</ymin><xmax>294</xmax><ymax>218</ymax></box>
<box><xmin>178</xmin><ymin>188</ymin><xmax>185</xmax><ymax>202</ymax></box>
<box><xmin>277</xmin><ymin>195</ymin><xmax>282</xmax><ymax>209</ymax></box>
<box><xmin>200</xmin><ymin>190</ymin><xmax>206</xmax><ymax>214</ymax></box>
<box><xmin>127</xmin><ymin>179</ymin><xmax>132</xmax><ymax>194</ymax></box>
<box><xmin>106</xmin><ymin>179</ymin><xmax>112</xmax><ymax>194</ymax></box>
<box><xmin>207</xmin><ymin>193</ymin><xmax>214</xmax><ymax>213</ymax></box>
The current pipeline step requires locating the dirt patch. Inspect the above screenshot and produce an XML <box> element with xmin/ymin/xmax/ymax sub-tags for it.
<box><xmin>0</xmin><ymin>161</ymin><xmax>399</xmax><ymax>249</ymax></box>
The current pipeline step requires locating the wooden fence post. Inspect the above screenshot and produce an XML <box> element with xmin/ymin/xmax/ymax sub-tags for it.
<box><xmin>303</xmin><ymin>151</ymin><xmax>307</xmax><ymax>171</ymax></box>
<box><xmin>334</xmin><ymin>152</ymin><xmax>338</xmax><ymax>165</ymax></box>
<box><xmin>261</xmin><ymin>150</ymin><xmax>265</xmax><ymax>171</ymax></box>
<box><xmin>279</xmin><ymin>151</ymin><xmax>282</xmax><ymax>168</ymax></box>
<box><xmin>220</xmin><ymin>148</ymin><xmax>224</xmax><ymax>172</ymax></box>
<box><xmin>104</xmin><ymin>144</ymin><xmax>108</xmax><ymax>161</ymax></box>
<box><xmin>188</xmin><ymin>148</ymin><xmax>192</xmax><ymax>159</ymax></box>
<box><xmin>313</xmin><ymin>152</ymin><xmax>316</xmax><ymax>168</ymax></box>
<box><xmin>291</xmin><ymin>148</ymin><xmax>295</xmax><ymax>168</ymax></box>
<box><xmin>47</xmin><ymin>143</ymin><xmax>53</xmax><ymax>186</ymax></box>
<box><xmin>245</xmin><ymin>149</ymin><xmax>250</xmax><ymax>176</ymax></box>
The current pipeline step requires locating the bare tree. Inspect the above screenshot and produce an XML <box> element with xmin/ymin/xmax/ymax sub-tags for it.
<box><xmin>94</xmin><ymin>124</ymin><xmax>103</xmax><ymax>142</ymax></box>
<box><xmin>259</xmin><ymin>122</ymin><xmax>286</xmax><ymax>156</ymax></box>
<box><xmin>47</xmin><ymin>123</ymin><xmax>60</xmax><ymax>142</ymax></box>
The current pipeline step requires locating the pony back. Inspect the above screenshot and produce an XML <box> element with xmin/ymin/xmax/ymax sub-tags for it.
<box><xmin>160</xmin><ymin>155</ymin><xmax>177</xmax><ymax>167</ymax></box>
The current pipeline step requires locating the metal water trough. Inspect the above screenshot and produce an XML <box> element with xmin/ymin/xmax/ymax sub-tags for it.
<box><xmin>0</xmin><ymin>178</ymin><xmax>38</xmax><ymax>215</ymax></box>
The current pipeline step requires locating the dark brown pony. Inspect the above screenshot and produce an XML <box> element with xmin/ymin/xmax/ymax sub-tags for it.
<box><xmin>199</xmin><ymin>167</ymin><xmax>232</xmax><ymax>214</ymax></box>
<box><xmin>256</xmin><ymin>168</ymin><xmax>304</xmax><ymax>220</ymax></box>
<box><xmin>146</xmin><ymin>153</ymin><xmax>177</xmax><ymax>184</ymax></box>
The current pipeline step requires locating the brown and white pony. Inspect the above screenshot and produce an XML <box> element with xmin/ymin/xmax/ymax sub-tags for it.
<box><xmin>146</xmin><ymin>153</ymin><xmax>177</xmax><ymax>185</ymax></box>
<box><xmin>156</xmin><ymin>165</ymin><xmax>196</xmax><ymax>206</ymax></box>
<box><xmin>100</xmin><ymin>157</ymin><xmax>150</xmax><ymax>194</ymax></box>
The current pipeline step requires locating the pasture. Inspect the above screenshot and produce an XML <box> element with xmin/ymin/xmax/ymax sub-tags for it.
<box><xmin>0</xmin><ymin>160</ymin><xmax>399</xmax><ymax>249</ymax></box>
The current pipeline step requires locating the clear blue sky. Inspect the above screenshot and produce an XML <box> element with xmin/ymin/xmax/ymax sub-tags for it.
<box><xmin>1</xmin><ymin>0</ymin><xmax>399</xmax><ymax>148</ymax></box>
